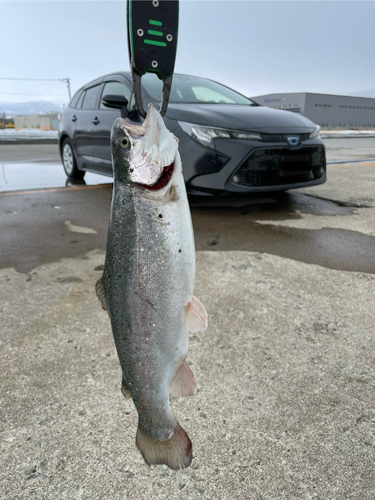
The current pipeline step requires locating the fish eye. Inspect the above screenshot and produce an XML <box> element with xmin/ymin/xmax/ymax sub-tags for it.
<box><xmin>119</xmin><ymin>136</ymin><xmax>130</xmax><ymax>149</ymax></box>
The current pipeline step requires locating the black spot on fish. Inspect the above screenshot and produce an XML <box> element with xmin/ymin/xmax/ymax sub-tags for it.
<box><xmin>130</xmin><ymin>168</ymin><xmax>134</xmax><ymax>173</ymax></box>
<box><xmin>178</xmin><ymin>249</ymin><xmax>181</xmax><ymax>253</ymax></box>
<box><xmin>159</xmin><ymin>214</ymin><xmax>163</xmax><ymax>218</ymax></box>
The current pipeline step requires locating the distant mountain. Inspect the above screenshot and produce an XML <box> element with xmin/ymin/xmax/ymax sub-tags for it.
<box><xmin>0</xmin><ymin>100</ymin><xmax>66</xmax><ymax>116</ymax></box>
<box><xmin>350</xmin><ymin>88</ymin><xmax>375</xmax><ymax>99</ymax></box>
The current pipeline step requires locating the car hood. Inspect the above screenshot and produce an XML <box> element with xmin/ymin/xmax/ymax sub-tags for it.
<box><xmin>165</xmin><ymin>103</ymin><xmax>316</xmax><ymax>133</ymax></box>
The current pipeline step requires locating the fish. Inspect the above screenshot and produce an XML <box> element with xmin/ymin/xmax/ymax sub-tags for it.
<box><xmin>95</xmin><ymin>103</ymin><xmax>208</xmax><ymax>470</ymax></box>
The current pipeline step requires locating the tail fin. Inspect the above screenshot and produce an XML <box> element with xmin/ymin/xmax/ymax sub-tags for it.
<box><xmin>136</xmin><ymin>422</ymin><xmax>192</xmax><ymax>470</ymax></box>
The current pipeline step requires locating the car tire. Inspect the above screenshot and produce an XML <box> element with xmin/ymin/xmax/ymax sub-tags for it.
<box><xmin>62</xmin><ymin>138</ymin><xmax>85</xmax><ymax>180</ymax></box>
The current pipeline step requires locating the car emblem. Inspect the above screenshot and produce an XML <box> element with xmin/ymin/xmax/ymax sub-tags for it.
<box><xmin>286</xmin><ymin>135</ymin><xmax>300</xmax><ymax>147</ymax></box>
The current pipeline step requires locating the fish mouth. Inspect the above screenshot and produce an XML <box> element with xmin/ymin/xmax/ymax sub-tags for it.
<box><xmin>137</xmin><ymin>160</ymin><xmax>175</xmax><ymax>191</ymax></box>
<box><xmin>115</xmin><ymin>104</ymin><xmax>179</xmax><ymax>190</ymax></box>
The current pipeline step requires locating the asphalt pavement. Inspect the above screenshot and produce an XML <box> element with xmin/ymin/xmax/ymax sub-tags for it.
<box><xmin>323</xmin><ymin>136</ymin><xmax>375</xmax><ymax>163</ymax></box>
<box><xmin>1</xmin><ymin>139</ymin><xmax>374</xmax><ymax>500</ymax></box>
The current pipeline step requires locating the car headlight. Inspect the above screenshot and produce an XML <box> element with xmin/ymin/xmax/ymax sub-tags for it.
<box><xmin>178</xmin><ymin>121</ymin><xmax>263</xmax><ymax>148</ymax></box>
<box><xmin>309</xmin><ymin>125</ymin><xmax>320</xmax><ymax>139</ymax></box>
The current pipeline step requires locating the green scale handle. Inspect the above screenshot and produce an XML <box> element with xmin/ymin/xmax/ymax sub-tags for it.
<box><xmin>127</xmin><ymin>0</ymin><xmax>179</xmax><ymax>118</ymax></box>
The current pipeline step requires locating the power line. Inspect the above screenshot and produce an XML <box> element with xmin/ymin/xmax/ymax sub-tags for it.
<box><xmin>0</xmin><ymin>93</ymin><xmax>67</xmax><ymax>96</ymax></box>
<box><xmin>0</xmin><ymin>77</ymin><xmax>72</xmax><ymax>99</ymax></box>
<box><xmin>0</xmin><ymin>77</ymin><xmax>68</xmax><ymax>81</ymax></box>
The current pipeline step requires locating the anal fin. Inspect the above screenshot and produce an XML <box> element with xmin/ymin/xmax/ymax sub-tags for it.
<box><xmin>95</xmin><ymin>277</ymin><xmax>107</xmax><ymax>311</ymax></box>
<box><xmin>186</xmin><ymin>295</ymin><xmax>208</xmax><ymax>333</ymax></box>
<box><xmin>170</xmin><ymin>360</ymin><xmax>197</xmax><ymax>398</ymax></box>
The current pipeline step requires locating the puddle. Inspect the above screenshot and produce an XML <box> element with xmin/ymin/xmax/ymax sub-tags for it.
<box><xmin>191</xmin><ymin>193</ymin><xmax>375</xmax><ymax>274</ymax></box>
<box><xmin>0</xmin><ymin>161</ymin><xmax>111</xmax><ymax>192</ymax></box>
<box><xmin>194</xmin><ymin>222</ymin><xmax>375</xmax><ymax>274</ymax></box>
<box><xmin>190</xmin><ymin>191</ymin><xmax>354</xmax><ymax>221</ymax></box>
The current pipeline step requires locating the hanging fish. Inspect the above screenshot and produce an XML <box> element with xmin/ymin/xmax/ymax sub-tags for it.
<box><xmin>96</xmin><ymin>103</ymin><xmax>207</xmax><ymax>469</ymax></box>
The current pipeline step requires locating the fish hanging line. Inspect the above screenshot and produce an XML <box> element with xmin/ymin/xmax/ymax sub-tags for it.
<box><xmin>127</xmin><ymin>0</ymin><xmax>179</xmax><ymax>118</ymax></box>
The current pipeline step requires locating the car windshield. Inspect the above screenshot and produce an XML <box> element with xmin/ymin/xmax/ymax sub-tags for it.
<box><xmin>142</xmin><ymin>74</ymin><xmax>253</xmax><ymax>105</ymax></box>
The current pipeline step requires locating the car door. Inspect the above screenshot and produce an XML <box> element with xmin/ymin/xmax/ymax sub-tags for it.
<box><xmin>73</xmin><ymin>83</ymin><xmax>102</xmax><ymax>169</ymax></box>
<box><xmin>91</xmin><ymin>79</ymin><xmax>135</xmax><ymax>174</ymax></box>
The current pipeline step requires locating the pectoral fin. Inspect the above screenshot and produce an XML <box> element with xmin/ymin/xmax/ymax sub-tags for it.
<box><xmin>95</xmin><ymin>277</ymin><xmax>107</xmax><ymax>311</ymax></box>
<box><xmin>186</xmin><ymin>296</ymin><xmax>208</xmax><ymax>333</ymax></box>
<box><xmin>121</xmin><ymin>376</ymin><xmax>131</xmax><ymax>400</ymax></box>
<box><xmin>170</xmin><ymin>360</ymin><xmax>197</xmax><ymax>398</ymax></box>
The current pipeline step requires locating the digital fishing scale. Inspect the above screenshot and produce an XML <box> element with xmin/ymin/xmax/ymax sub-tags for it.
<box><xmin>127</xmin><ymin>0</ymin><xmax>179</xmax><ymax>118</ymax></box>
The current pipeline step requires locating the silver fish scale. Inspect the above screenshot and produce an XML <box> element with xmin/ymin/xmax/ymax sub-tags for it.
<box><xmin>102</xmin><ymin>168</ymin><xmax>195</xmax><ymax>442</ymax></box>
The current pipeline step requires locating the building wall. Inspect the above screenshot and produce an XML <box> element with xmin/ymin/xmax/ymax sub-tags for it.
<box><xmin>14</xmin><ymin>114</ymin><xmax>60</xmax><ymax>129</ymax></box>
<box><xmin>304</xmin><ymin>94</ymin><xmax>375</xmax><ymax>128</ymax></box>
<box><xmin>251</xmin><ymin>93</ymin><xmax>375</xmax><ymax>128</ymax></box>
<box><xmin>253</xmin><ymin>93</ymin><xmax>306</xmax><ymax>114</ymax></box>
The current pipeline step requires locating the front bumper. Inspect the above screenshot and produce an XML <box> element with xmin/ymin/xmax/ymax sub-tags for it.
<box><xmin>184</xmin><ymin>136</ymin><xmax>326</xmax><ymax>194</ymax></box>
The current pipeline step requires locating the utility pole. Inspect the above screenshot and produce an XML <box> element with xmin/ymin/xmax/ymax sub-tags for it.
<box><xmin>60</xmin><ymin>78</ymin><xmax>71</xmax><ymax>100</ymax></box>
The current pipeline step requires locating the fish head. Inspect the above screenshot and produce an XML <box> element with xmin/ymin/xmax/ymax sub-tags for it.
<box><xmin>110</xmin><ymin>103</ymin><xmax>179</xmax><ymax>190</ymax></box>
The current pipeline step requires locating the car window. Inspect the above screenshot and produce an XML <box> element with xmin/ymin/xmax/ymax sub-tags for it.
<box><xmin>142</xmin><ymin>73</ymin><xmax>253</xmax><ymax>105</ymax></box>
<box><xmin>191</xmin><ymin>86</ymin><xmax>236</xmax><ymax>104</ymax></box>
<box><xmin>76</xmin><ymin>91</ymin><xmax>85</xmax><ymax>109</ymax></box>
<box><xmin>70</xmin><ymin>90</ymin><xmax>83</xmax><ymax>108</ymax></box>
<box><xmin>100</xmin><ymin>81</ymin><xmax>132</xmax><ymax>109</ymax></box>
<box><xmin>81</xmin><ymin>85</ymin><xmax>101</xmax><ymax>110</ymax></box>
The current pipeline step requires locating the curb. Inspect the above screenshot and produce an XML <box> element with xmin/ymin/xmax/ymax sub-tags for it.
<box><xmin>321</xmin><ymin>134</ymin><xmax>375</xmax><ymax>139</ymax></box>
<box><xmin>327</xmin><ymin>158</ymin><xmax>375</xmax><ymax>165</ymax></box>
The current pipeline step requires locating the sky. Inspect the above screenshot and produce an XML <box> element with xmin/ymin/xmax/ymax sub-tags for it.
<box><xmin>1</xmin><ymin>0</ymin><xmax>375</xmax><ymax>106</ymax></box>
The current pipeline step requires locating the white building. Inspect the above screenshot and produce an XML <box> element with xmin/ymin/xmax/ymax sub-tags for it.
<box><xmin>14</xmin><ymin>114</ymin><xmax>60</xmax><ymax>130</ymax></box>
<box><xmin>251</xmin><ymin>93</ymin><xmax>375</xmax><ymax>129</ymax></box>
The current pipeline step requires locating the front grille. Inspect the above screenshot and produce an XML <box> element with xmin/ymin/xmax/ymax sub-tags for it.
<box><xmin>232</xmin><ymin>147</ymin><xmax>325</xmax><ymax>187</ymax></box>
<box><xmin>260</xmin><ymin>132</ymin><xmax>311</xmax><ymax>143</ymax></box>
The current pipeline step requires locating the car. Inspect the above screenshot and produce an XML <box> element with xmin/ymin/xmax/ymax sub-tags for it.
<box><xmin>58</xmin><ymin>72</ymin><xmax>326</xmax><ymax>195</ymax></box>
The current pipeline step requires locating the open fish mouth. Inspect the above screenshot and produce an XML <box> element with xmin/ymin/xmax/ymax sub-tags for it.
<box><xmin>120</xmin><ymin>103</ymin><xmax>179</xmax><ymax>189</ymax></box>
<box><xmin>139</xmin><ymin>160</ymin><xmax>175</xmax><ymax>191</ymax></box>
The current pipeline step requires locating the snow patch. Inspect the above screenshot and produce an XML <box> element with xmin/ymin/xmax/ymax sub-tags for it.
<box><xmin>0</xmin><ymin>128</ymin><xmax>58</xmax><ymax>140</ymax></box>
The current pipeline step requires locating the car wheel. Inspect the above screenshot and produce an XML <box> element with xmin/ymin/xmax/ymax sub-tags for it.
<box><xmin>62</xmin><ymin>138</ymin><xmax>85</xmax><ymax>180</ymax></box>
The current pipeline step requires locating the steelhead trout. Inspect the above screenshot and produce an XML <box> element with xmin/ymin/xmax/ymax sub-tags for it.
<box><xmin>96</xmin><ymin>104</ymin><xmax>208</xmax><ymax>469</ymax></box>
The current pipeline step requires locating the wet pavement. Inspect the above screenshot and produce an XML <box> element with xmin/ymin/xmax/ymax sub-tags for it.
<box><xmin>1</xmin><ymin>140</ymin><xmax>375</xmax><ymax>500</ymax></box>
<box><xmin>1</xmin><ymin>141</ymin><xmax>375</xmax><ymax>275</ymax></box>
<box><xmin>191</xmin><ymin>193</ymin><xmax>375</xmax><ymax>275</ymax></box>
<box><xmin>323</xmin><ymin>136</ymin><xmax>375</xmax><ymax>163</ymax></box>
<box><xmin>1</xmin><ymin>178</ymin><xmax>375</xmax><ymax>275</ymax></box>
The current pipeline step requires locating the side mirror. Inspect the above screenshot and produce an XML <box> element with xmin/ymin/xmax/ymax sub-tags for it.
<box><xmin>101</xmin><ymin>94</ymin><xmax>129</xmax><ymax>118</ymax></box>
<box><xmin>101</xmin><ymin>94</ymin><xmax>129</xmax><ymax>108</ymax></box>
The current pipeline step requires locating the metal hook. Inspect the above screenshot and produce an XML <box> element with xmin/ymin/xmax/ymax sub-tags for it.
<box><xmin>131</xmin><ymin>69</ymin><xmax>173</xmax><ymax>119</ymax></box>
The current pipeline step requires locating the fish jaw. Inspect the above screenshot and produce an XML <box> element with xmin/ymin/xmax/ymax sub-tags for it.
<box><xmin>128</xmin><ymin>141</ymin><xmax>165</xmax><ymax>186</ymax></box>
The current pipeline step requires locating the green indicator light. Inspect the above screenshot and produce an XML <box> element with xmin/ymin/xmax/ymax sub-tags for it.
<box><xmin>149</xmin><ymin>19</ymin><xmax>162</xmax><ymax>26</ymax></box>
<box><xmin>147</xmin><ymin>29</ymin><xmax>163</xmax><ymax>36</ymax></box>
<box><xmin>144</xmin><ymin>39</ymin><xmax>167</xmax><ymax>47</ymax></box>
